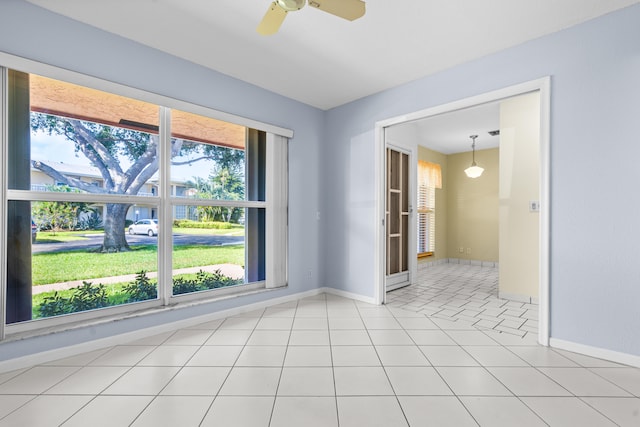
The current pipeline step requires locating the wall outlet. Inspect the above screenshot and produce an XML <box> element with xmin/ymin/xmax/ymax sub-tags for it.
<box><xmin>466</xmin><ymin>248</ymin><xmax>471</xmax><ymax>254</ymax></box>
<box><xmin>459</xmin><ymin>247</ymin><xmax>464</xmax><ymax>253</ymax></box>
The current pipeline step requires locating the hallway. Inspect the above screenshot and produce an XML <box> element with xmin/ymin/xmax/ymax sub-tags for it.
<box><xmin>386</xmin><ymin>262</ymin><xmax>538</xmax><ymax>338</ymax></box>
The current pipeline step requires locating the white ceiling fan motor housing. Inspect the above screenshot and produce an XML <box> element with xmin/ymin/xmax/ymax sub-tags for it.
<box><xmin>277</xmin><ymin>0</ymin><xmax>306</xmax><ymax>12</ymax></box>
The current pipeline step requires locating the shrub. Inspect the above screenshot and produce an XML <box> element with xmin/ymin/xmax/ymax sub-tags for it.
<box><xmin>123</xmin><ymin>271</ymin><xmax>157</xmax><ymax>302</ymax></box>
<box><xmin>38</xmin><ymin>281</ymin><xmax>109</xmax><ymax>317</ymax></box>
<box><xmin>172</xmin><ymin>219</ymin><xmax>235</xmax><ymax>230</ymax></box>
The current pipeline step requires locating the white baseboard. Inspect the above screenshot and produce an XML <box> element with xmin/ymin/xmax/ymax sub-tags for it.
<box><xmin>550</xmin><ymin>337</ymin><xmax>640</xmax><ymax>368</ymax></box>
<box><xmin>498</xmin><ymin>292</ymin><xmax>535</xmax><ymax>304</ymax></box>
<box><xmin>0</xmin><ymin>287</ymin><xmax>326</xmax><ymax>373</ymax></box>
<box><xmin>321</xmin><ymin>287</ymin><xmax>378</xmax><ymax>305</ymax></box>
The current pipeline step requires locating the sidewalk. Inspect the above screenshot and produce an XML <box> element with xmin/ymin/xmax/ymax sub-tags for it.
<box><xmin>32</xmin><ymin>263</ymin><xmax>245</xmax><ymax>295</ymax></box>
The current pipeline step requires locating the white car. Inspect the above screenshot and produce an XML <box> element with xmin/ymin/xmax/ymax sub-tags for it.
<box><xmin>128</xmin><ymin>219</ymin><xmax>158</xmax><ymax>236</ymax></box>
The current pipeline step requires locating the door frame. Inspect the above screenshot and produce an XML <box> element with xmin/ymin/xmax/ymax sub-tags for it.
<box><xmin>373</xmin><ymin>77</ymin><xmax>551</xmax><ymax>346</ymax></box>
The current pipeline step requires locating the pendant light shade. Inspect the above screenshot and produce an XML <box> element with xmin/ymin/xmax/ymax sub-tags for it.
<box><xmin>464</xmin><ymin>135</ymin><xmax>484</xmax><ymax>178</ymax></box>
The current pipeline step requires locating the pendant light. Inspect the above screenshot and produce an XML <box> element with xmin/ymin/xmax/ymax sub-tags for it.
<box><xmin>464</xmin><ymin>135</ymin><xmax>484</xmax><ymax>178</ymax></box>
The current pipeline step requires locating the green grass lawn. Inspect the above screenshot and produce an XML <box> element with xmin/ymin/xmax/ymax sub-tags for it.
<box><xmin>32</xmin><ymin>244</ymin><xmax>244</xmax><ymax>285</ymax></box>
<box><xmin>36</xmin><ymin>230</ymin><xmax>103</xmax><ymax>243</ymax></box>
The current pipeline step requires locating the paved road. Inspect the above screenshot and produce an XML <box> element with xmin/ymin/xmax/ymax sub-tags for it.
<box><xmin>32</xmin><ymin>233</ymin><xmax>244</xmax><ymax>253</ymax></box>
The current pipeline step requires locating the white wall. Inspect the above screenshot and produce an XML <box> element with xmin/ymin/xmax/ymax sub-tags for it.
<box><xmin>499</xmin><ymin>93</ymin><xmax>540</xmax><ymax>301</ymax></box>
<box><xmin>324</xmin><ymin>4</ymin><xmax>640</xmax><ymax>357</ymax></box>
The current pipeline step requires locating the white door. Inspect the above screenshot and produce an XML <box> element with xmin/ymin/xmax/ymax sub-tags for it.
<box><xmin>385</xmin><ymin>145</ymin><xmax>414</xmax><ymax>291</ymax></box>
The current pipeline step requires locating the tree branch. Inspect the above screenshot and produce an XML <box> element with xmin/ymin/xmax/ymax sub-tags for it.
<box><xmin>32</xmin><ymin>161</ymin><xmax>110</xmax><ymax>194</ymax></box>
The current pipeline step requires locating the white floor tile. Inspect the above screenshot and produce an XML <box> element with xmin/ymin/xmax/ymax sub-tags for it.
<box><xmin>160</xmin><ymin>366</ymin><xmax>230</xmax><ymax>395</ymax></box>
<box><xmin>363</xmin><ymin>317</ymin><xmax>402</xmax><ymax>329</ymax></box>
<box><xmin>88</xmin><ymin>345</ymin><xmax>156</xmax><ymax>366</ymax></box>
<box><xmin>331</xmin><ymin>345</ymin><xmax>381</xmax><ymax>366</ymax></box>
<box><xmin>582</xmin><ymin>397</ymin><xmax>640</xmax><ymax>427</ymax></box>
<box><xmin>44</xmin><ymin>366</ymin><xmax>128</xmax><ymax>395</ymax></box>
<box><xmin>137</xmin><ymin>345</ymin><xmax>199</xmax><ymax>366</ymax></box>
<box><xmin>235</xmin><ymin>346</ymin><xmax>287</xmax><ymax>367</ymax></box>
<box><xmin>42</xmin><ymin>348</ymin><xmax>111</xmax><ymax>366</ymax></box>
<box><xmin>218</xmin><ymin>367</ymin><xmax>281</xmax><ymax>396</ymax></box>
<box><xmin>419</xmin><ymin>346</ymin><xmax>479</xmax><ymax>366</ymax></box>
<box><xmin>200</xmin><ymin>396</ymin><xmax>274</xmax><ymax>427</ymax></box>
<box><xmin>436</xmin><ymin>367</ymin><xmax>512</xmax><ymax>396</ymax></box>
<box><xmin>0</xmin><ymin>395</ymin><xmax>91</xmax><ymax>427</ymax></box>
<box><xmin>398</xmin><ymin>396</ymin><xmax>478</xmax><ymax>426</ymax></box>
<box><xmin>462</xmin><ymin>346</ymin><xmax>529</xmax><ymax>366</ymax></box>
<box><xmin>284</xmin><ymin>346</ymin><xmax>332</xmax><ymax>366</ymax></box>
<box><xmin>329</xmin><ymin>330</ymin><xmax>371</xmax><ymax>346</ymax></box>
<box><xmin>446</xmin><ymin>330</ymin><xmax>500</xmax><ymax>346</ymax></box>
<box><xmin>553</xmin><ymin>349</ymin><xmax>627</xmax><ymax>368</ymax></box>
<box><xmin>292</xmin><ymin>317</ymin><xmax>328</xmax><ymax>330</ymax></box>
<box><xmin>368</xmin><ymin>330</ymin><xmax>414</xmax><ymax>345</ymax></box>
<box><xmin>487</xmin><ymin>367</ymin><xmax>571</xmax><ymax>396</ymax></box>
<box><xmin>522</xmin><ymin>396</ymin><xmax>618</xmax><ymax>426</ymax></box>
<box><xmin>162</xmin><ymin>329</ymin><xmax>214</xmax><ymax>346</ymax></box>
<box><xmin>538</xmin><ymin>367</ymin><xmax>632</xmax><ymax>396</ymax></box>
<box><xmin>218</xmin><ymin>317</ymin><xmax>260</xmax><ymax>330</ymax></box>
<box><xmin>186</xmin><ymin>345</ymin><xmax>243</xmax><ymax>366</ymax></box>
<box><xmin>125</xmin><ymin>332</ymin><xmax>174</xmax><ymax>346</ymax></box>
<box><xmin>334</xmin><ymin>367</ymin><xmax>394</xmax><ymax>395</ymax></box>
<box><xmin>271</xmin><ymin>397</ymin><xmax>338</xmax><ymax>427</ymax></box>
<box><xmin>406</xmin><ymin>330</ymin><xmax>457</xmax><ymax>345</ymax></box>
<box><xmin>247</xmin><ymin>330</ymin><xmax>291</xmax><ymax>346</ymax></box>
<box><xmin>590</xmin><ymin>368</ymin><xmax>640</xmax><ymax>395</ymax></box>
<box><xmin>61</xmin><ymin>395</ymin><xmax>153</xmax><ymax>427</ymax></box>
<box><xmin>385</xmin><ymin>367</ymin><xmax>452</xmax><ymax>395</ymax></box>
<box><xmin>205</xmin><ymin>329</ymin><xmax>252</xmax><ymax>345</ymax></box>
<box><xmin>130</xmin><ymin>396</ymin><xmax>212</xmax><ymax>427</ymax></box>
<box><xmin>0</xmin><ymin>395</ymin><xmax>33</xmax><ymax>419</ymax></box>
<box><xmin>289</xmin><ymin>330</ymin><xmax>330</xmax><ymax>346</ymax></box>
<box><xmin>506</xmin><ymin>346</ymin><xmax>579</xmax><ymax>367</ymax></box>
<box><xmin>256</xmin><ymin>317</ymin><xmax>294</xmax><ymax>330</ymax></box>
<box><xmin>277</xmin><ymin>367</ymin><xmax>335</xmax><ymax>396</ymax></box>
<box><xmin>395</xmin><ymin>317</ymin><xmax>439</xmax><ymax>329</ymax></box>
<box><xmin>337</xmin><ymin>396</ymin><xmax>408</xmax><ymax>427</ymax></box>
<box><xmin>0</xmin><ymin>366</ymin><xmax>80</xmax><ymax>394</ymax></box>
<box><xmin>460</xmin><ymin>396</ymin><xmax>547</xmax><ymax>427</ymax></box>
<box><xmin>102</xmin><ymin>366</ymin><xmax>180</xmax><ymax>395</ymax></box>
<box><xmin>375</xmin><ymin>345</ymin><xmax>430</xmax><ymax>366</ymax></box>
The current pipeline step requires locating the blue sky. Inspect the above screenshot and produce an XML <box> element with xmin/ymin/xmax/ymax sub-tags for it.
<box><xmin>31</xmin><ymin>130</ymin><xmax>215</xmax><ymax>183</ymax></box>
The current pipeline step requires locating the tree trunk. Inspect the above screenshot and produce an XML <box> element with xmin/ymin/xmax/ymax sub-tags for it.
<box><xmin>99</xmin><ymin>203</ymin><xmax>131</xmax><ymax>252</ymax></box>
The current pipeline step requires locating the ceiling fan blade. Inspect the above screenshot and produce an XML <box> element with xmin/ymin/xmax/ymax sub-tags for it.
<box><xmin>308</xmin><ymin>0</ymin><xmax>365</xmax><ymax>21</ymax></box>
<box><xmin>257</xmin><ymin>1</ymin><xmax>287</xmax><ymax>35</ymax></box>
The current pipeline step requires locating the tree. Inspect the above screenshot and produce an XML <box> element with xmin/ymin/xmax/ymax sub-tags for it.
<box><xmin>31</xmin><ymin>113</ymin><xmax>244</xmax><ymax>252</ymax></box>
<box><xmin>187</xmin><ymin>164</ymin><xmax>245</xmax><ymax>223</ymax></box>
<box><xmin>32</xmin><ymin>185</ymin><xmax>94</xmax><ymax>233</ymax></box>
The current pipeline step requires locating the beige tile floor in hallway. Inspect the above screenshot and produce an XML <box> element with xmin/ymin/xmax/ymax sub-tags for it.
<box><xmin>0</xmin><ymin>265</ymin><xmax>639</xmax><ymax>426</ymax></box>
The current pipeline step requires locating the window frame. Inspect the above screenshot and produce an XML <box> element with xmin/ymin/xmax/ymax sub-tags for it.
<box><xmin>0</xmin><ymin>54</ymin><xmax>291</xmax><ymax>339</ymax></box>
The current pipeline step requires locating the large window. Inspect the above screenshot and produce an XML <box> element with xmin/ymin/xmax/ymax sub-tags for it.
<box><xmin>1</xmin><ymin>67</ymin><xmax>288</xmax><ymax>333</ymax></box>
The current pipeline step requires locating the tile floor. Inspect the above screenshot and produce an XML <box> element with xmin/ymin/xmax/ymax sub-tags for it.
<box><xmin>387</xmin><ymin>262</ymin><xmax>538</xmax><ymax>337</ymax></box>
<box><xmin>1</xmin><ymin>270</ymin><xmax>639</xmax><ymax>426</ymax></box>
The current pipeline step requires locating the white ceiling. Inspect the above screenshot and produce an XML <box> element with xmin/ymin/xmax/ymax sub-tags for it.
<box><xmin>25</xmin><ymin>0</ymin><xmax>639</xmax><ymax>111</ymax></box>
<box><xmin>398</xmin><ymin>101</ymin><xmax>501</xmax><ymax>154</ymax></box>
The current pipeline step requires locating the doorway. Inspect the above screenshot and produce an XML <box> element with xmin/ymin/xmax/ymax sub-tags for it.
<box><xmin>374</xmin><ymin>77</ymin><xmax>550</xmax><ymax>345</ymax></box>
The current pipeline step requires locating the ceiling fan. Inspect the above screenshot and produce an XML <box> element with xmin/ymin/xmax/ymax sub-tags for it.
<box><xmin>257</xmin><ymin>0</ymin><xmax>366</xmax><ymax>35</ymax></box>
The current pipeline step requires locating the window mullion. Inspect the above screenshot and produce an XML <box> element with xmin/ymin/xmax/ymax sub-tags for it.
<box><xmin>158</xmin><ymin>106</ymin><xmax>173</xmax><ymax>305</ymax></box>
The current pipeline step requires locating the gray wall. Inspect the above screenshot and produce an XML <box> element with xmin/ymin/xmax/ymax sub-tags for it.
<box><xmin>323</xmin><ymin>4</ymin><xmax>640</xmax><ymax>356</ymax></box>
